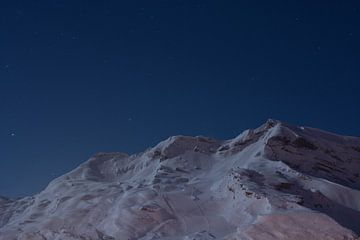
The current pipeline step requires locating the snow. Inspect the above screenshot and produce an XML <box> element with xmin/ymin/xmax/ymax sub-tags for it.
<box><xmin>0</xmin><ymin>119</ymin><xmax>359</xmax><ymax>240</ymax></box>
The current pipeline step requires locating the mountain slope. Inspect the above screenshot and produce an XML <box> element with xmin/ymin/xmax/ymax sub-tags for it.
<box><xmin>0</xmin><ymin>120</ymin><xmax>359</xmax><ymax>240</ymax></box>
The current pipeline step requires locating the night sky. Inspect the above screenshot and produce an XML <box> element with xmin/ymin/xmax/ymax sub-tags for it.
<box><xmin>1</xmin><ymin>1</ymin><xmax>360</xmax><ymax>198</ymax></box>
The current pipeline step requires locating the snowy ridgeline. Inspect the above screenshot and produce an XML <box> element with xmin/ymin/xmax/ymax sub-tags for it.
<box><xmin>0</xmin><ymin>119</ymin><xmax>360</xmax><ymax>240</ymax></box>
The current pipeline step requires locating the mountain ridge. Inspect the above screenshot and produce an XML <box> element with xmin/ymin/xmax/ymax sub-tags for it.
<box><xmin>0</xmin><ymin>120</ymin><xmax>359</xmax><ymax>240</ymax></box>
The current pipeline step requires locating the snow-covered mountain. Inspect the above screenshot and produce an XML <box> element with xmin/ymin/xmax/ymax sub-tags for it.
<box><xmin>1</xmin><ymin>119</ymin><xmax>360</xmax><ymax>240</ymax></box>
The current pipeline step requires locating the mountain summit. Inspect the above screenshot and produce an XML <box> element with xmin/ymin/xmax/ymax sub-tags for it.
<box><xmin>1</xmin><ymin>120</ymin><xmax>360</xmax><ymax>240</ymax></box>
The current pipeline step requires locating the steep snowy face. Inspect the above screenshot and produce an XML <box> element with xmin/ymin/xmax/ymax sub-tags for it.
<box><xmin>0</xmin><ymin>120</ymin><xmax>359</xmax><ymax>240</ymax></box>
<box><xmin>265</xmin><ymin>121</ymin><xmax>360</xmax><ymax>189</ymax></box>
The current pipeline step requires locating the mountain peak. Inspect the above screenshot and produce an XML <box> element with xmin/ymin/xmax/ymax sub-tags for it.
<box><xmin>265</xmin><ymin>118</ymin><xmax>282</xmax><ymax>126</ymax></box>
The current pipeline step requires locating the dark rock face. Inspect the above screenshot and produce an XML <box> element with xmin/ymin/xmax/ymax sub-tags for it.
<box><xmin>265</xmin><ymin>124</ymin><xmax>360</xmax><ymax>191</ymax></box>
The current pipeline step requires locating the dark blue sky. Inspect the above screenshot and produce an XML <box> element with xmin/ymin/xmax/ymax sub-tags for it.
<box><xmin>1</xmin><ymin>0</ymin><xmax>360</xmax><ymax>198</ymax></box>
